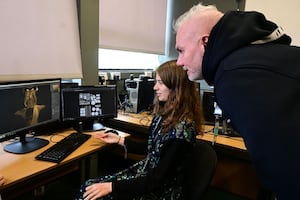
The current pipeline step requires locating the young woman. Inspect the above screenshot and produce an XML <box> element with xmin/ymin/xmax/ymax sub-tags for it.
<box><xmin>76</xmin><ymin>60</ymin><xmax>203</xmax><ymax>200</ymax></box>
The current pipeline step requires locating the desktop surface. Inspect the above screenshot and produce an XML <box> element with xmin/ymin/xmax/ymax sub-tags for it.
<box><xmin>0</xmin><ymin>127</ymin><xmax>129</xmax><ymax>189</ymax></box>
<box><xmin>113</xmin><ymin>111</ymin><xmax>244</xmax><ymax>149</ymax></box>
<box><xmin>0</xmin><ymin>129</ymin><xmax>96</xmax><ymax>188</ymax></box>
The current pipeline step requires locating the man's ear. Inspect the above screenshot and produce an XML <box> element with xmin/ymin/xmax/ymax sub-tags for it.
<box><xmin>202</xmin><ymin>35</ymin><xmax>209</xmax><ymax>46</ymax></box>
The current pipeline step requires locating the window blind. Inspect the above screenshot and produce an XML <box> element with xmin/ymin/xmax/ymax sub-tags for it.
<box><xmin>99</xmin><ymin>0</ymin><xmax>167</xmax><ymax>55</ymax></box>
<box><xmin>0</xmin><ymin>0</ymin><xmax>82</xmax><ymax>81</ymax></box>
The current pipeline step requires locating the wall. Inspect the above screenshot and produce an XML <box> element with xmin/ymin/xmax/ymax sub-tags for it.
<box><xmin>245</xmin><ymin>0</ymin><xmax>300</xmax><ymax>46</ymax></box>
<box><xmin>79</xmin><ymin>0</ymin><xmax>99</xmax><ymax>85</ymax></box>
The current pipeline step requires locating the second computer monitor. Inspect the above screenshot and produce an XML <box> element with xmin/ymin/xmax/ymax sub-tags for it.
<box><xmin>61</xmin><ymin>85</ymin><xmax>117</xmax><ymax>131</ymax></box>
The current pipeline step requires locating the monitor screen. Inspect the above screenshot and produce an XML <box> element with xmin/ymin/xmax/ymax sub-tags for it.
<box><xmin>0</xmin><ymin>78</ymin><xmax>61</xmax><ymax>154</ymax></box>
<box><xmin>106</xmin><ymin>79</ymin><xmax>127</xmax><ymax>108</ymax></box>
<box><xmin>61</xmin><ymin>85</ymin><xmax>117</xmax><ymax>131</ymax></box>
<box><xmin>202</xmin><ymin>90</ymin><xmax>216</xmax><ymax>125</ymax></box>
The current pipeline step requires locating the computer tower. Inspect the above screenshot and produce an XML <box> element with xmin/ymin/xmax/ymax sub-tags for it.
<box><xmin>125</xmin><ymin>78</ymin><xmax>154</xmax><ymax>113</ymax></box>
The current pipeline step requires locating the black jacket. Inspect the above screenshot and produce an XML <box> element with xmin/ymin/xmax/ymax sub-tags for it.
<box><xmin>203</xmin><ymin>11</ymin><xmax>300</xmax><ymax>200</ymax></box>
<box><xmin>111</xmin><ymin>116</ymin><xmax>196</xmax><ymax>199</ymax></box>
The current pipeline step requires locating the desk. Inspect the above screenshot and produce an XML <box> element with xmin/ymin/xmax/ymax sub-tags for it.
<box><xmin>109</xmin><ymin>111</ymin><xmax>260</xmax><ymax>200</ymax></box>
<box><xmin>0</xmin><ymin>128</ymin><xmax>128</xmax><ymax>199</ymax></box>
<box><xmin>0</xmin><ymin>112</ymin><xmax>260</xmax><ymax>199</ymax></box>
<box><xmin>110</xmin><ymin>112</ymin><xmax>247</xmax><ymax>154</ymax></box>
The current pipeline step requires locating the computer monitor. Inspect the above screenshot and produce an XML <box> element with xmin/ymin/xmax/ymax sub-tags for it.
<box><xmin>106</xmin><ymin>79</ymin><xmax>127</xmax><ymax>108</ymax></box>
<box><xmin>60</xmin><ymin>82</ymin><xmax>79</xmax><ymax>89</ymax></box>
<box><xmin>202</xmin><ymin>90</ymin><xmax>217</xmax><ymax>125</ymax></box>
<box><xmin>125</xmin><ymin>78</ymin><xmax>154</xmax><ymax>113</ymax></box>
<box><xmin>0</xmin><ymin>78</ymin><xmax>61</xmax><ymax>154</ymax></box>
<box><xmin>202</xmin><ymin>90</ymin><xmax>240</xmax><ymax>137</ymax></box>
<box><xmin>61</xmin><ymin>85</ymin><xmax>117</xmax><ymax>131</ymax></box>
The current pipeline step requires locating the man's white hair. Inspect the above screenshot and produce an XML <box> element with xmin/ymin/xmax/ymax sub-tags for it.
<box><xmin>173</xmin><ymin>3</ymin><xmax>218</xmax><ymax>32</ymax></box>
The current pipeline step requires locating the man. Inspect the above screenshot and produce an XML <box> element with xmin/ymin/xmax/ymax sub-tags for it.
<box><xmin>174</xmin><ymin>3</ymin><xmax>300</xmax><ymax>200</ymax></box>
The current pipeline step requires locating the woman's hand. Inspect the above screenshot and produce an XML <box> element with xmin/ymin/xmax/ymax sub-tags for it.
<box><xmin>0</xmin><ymin>175</ymin><xmax>5</xmax><ymax>186</ymax></box>
<box><xmin>83</xmin><ymin>182</ymin><xmax>112</xmax><ymax>200</ymax></box>
<box><xmin>94</xmin><ymin>132</ymin><xmax>121</xmax><ymax>144</ymax></box>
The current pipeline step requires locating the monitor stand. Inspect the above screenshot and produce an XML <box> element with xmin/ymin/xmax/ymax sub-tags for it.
<box><xmin>75</xmin><ymin>119</ymin><xmax>105</xmax><ymax>132</ymax></box>
<box><xmin>4</xmin><ymin>133</ymin><xmax>49</xmax><ymax>154</ymax></box>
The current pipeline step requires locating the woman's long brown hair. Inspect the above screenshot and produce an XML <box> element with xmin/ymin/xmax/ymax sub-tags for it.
<box><xmin>153</xmin><ymin>60</ymin><xmax>203</xmax><ymax>134</ymax></box>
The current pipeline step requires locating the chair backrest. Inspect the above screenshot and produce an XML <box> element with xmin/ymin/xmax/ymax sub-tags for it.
<box><xmin>181</xmin><ymin>140</ymin><xmax>217</xmax><ymax>200</ymax></box>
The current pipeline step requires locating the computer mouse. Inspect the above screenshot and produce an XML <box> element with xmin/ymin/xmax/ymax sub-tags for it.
<box><xmin>104</xmin><ymin>129</ymin><xmax>119</xmax><ymax>135</ymax></box>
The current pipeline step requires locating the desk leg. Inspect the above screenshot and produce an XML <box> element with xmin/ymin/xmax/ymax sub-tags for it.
<box><xmin>89</xmin><ymin>154</ymin><xmax>99</xmax><ymax>177</ymax></box>
<box><xmin>80</xmin><ymin>159</ymin><xmax>87</xmax><ymax>183</ymax></box>
<box><xmin>81</xmin><ymin>153</ymin><xmax>99</xmax><ymax>182</ymax></box>
<box><xmin>211</xmin><ymin>156</ymin><xmax>260</xmax><ymax>200</ymax></box>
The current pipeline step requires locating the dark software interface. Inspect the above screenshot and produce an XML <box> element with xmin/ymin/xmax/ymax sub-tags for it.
<box><xmin>61</xmin><ymin>85</ymin><xmax>117</xmax><ymax>131</ymax></box>
<box><xmin>0</xmin><ymin>78</ymin><xmax>61</xmax><ymax>154</ymax></box>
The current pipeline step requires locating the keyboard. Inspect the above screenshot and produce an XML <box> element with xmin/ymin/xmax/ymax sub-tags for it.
<box><xmin>35</xmin><ymin>132</ymin><xmax>91</xmax><ymax>163</ymax></box>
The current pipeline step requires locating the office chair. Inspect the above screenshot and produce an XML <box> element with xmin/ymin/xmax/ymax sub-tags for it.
<box><xmin>181</xmin><ymin>140</ymin><xmax>218</xmax><ymax>200</ymax></box>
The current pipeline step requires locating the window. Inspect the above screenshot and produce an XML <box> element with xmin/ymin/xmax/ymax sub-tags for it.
<box><xmin>98</xmin><ymin>48</ymin><xmax>160</xmax><ymax>70</ymax></box>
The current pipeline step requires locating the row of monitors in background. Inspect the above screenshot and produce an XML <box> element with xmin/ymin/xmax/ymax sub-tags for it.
<box><xmin>106</xmin><ymin>77</ymin><xmax>155</xmax><ymax>114</ymax></box>
<box><xmin>0</xmin><ymin>78</ymin><xmax>117</xmax><ymax>154</ymax></box>
<box><xmin>106</xmin><ymin>77</ymin><xmax>215</xmax><ymax>119</ymax></box>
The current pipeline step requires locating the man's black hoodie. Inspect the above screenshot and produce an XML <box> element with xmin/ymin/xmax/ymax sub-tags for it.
<box><xmin>202</xmin><ymin>11</ymin><xmax>300</xmax><ymax>200</ymax></box>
